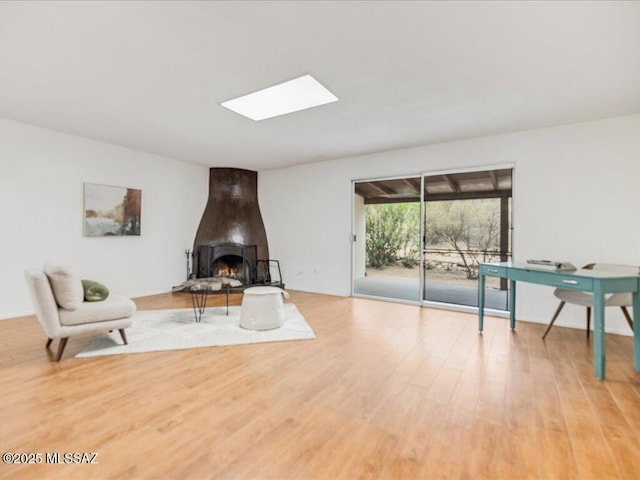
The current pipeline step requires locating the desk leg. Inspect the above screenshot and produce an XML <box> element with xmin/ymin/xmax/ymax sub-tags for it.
<box><xmin>593</xmin><ymin>283</ymin><xmax>605</xmax><ymax>380</ymax></box>
<box><xmin>478</xmin><ymin>273</ymin><xmax>485</xmax><ymax>332</ymax></box>
<box><xmin>509</xmin><ymin>279</ymin><xmax>516</xmax><ymax>330</ymax></box>
<box><xmin>634</xmin><ymin>283</ymin><xmax>640</xmax><ymax>372</ymax></box>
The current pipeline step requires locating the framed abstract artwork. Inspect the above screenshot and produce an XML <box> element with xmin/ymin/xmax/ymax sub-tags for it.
<box><xmin>83</xmin><ymin>183</ymin><xmax>142</xmax><ymax>237</ymax></box>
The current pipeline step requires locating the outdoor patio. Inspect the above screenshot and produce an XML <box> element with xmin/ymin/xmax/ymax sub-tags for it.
<box><xmin>353</xmin><ymin>276</ymin><xmax>509</xmax><ymax>310</ymax></box>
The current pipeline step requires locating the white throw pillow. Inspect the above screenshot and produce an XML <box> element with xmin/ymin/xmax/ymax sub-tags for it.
<box><xmin>44</xmin><ymin>263</ymin><xmax>84</xmax><ymax>311</ymax></box>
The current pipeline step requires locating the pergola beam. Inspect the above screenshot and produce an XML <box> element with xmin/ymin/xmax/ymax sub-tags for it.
<box><xmin>422</xmin><ymin>189</ymin><xmax>512</xmax><ymax>202</ymax></box>
<box><xmin>367</xmin><ymin>182</ymin><xmax>395</xmax><ymax>195</ymax></box>
<box><xmin>489</xmin><ymin>170</ymin><xmax>499</xmax><ymax>190</ymax></box>
<box><xmin>442</xmin><ymin>174</ymin><xmax>460</xmax><ymax>193</ymax></box>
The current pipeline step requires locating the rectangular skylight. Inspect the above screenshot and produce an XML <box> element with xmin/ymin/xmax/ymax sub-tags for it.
<box><xmin>220</xmin><ymin>74</ymin><xmax>338</xmax><ymax>121</ymax></box>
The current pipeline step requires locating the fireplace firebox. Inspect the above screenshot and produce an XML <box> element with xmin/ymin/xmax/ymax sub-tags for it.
<box><xmin>197</xmin><ymin>243</ymin><xmax>257</xmax><ymax>284</ymax></box>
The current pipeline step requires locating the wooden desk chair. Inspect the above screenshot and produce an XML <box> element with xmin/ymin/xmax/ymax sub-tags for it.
<box><xmin>542</xmin><ymin>263</ymin><xmax>638</xmax><ymax>339</ymax></box>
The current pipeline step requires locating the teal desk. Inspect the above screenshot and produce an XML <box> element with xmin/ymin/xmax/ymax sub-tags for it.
<box><xmin>478</xmin><ymin>262</ymin><xmax>640</xmax><ymax>380</ymax></box>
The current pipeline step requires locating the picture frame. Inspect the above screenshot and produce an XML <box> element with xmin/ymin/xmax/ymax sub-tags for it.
<box><xmin>83</xmin><ymin>183</ymin><xmax>142</xmax><ymax>237</ymax></box>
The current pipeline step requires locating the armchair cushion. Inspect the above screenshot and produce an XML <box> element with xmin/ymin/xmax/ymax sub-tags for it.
<box><xmin>44</xmin><ymin>264</ymin><xmax>83</xmax><ymax>311</ymax></box>
<box><xmin>59</xmin><ymin>294</ymin><xmax>136</xmax><ymax>326</ymax></box>
<box><xmin>82</xmin><ymin>279</ymin><xmax>110</xmax><ymax>302</ymax></box>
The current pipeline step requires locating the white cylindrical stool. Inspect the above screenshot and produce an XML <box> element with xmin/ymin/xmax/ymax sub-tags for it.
<box><xmin>240</xmin><ymin>286</ymin><xmax>290</xmax><ymax>330</ymax></box>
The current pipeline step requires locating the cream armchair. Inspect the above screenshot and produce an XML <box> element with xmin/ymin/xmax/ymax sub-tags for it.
<box><xmin>24</xmin><ymin>266</ymin><xmax>136</xmax><ymax>361</ymax></box>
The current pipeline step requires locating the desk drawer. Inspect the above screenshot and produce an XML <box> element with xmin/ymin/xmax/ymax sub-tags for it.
<box><xmin>481</xmin><ymin>265</ymin><xmax>507</xmax><ymax>278</ymax></box>
<box><xmin>510</xmin><ymin>269</ymin><xmax>594</xmax><ymax>291</ymax></box>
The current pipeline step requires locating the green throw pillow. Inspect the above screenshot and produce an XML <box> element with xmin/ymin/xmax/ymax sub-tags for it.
<box><xmin>81</xmin><ymin>279</ymin><xmax>109</xmax><ymax>302</ymax></box>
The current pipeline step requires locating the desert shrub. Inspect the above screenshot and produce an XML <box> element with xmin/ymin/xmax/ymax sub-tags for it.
<box><xmin>401</xmin><ymin>255</ymin><xmax>419</xmax><ymax>268</ymax></box>
<box><xmin>366</xmin><ymin>203</ymin><xmax>419</xmax><ymax>268</ymax></box>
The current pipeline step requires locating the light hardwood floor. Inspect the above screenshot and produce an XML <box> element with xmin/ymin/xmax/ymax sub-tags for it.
<box><xmin>1</xmin><ymin>291</ymin><xmax>640</xmax><ymax>479</ymax></box>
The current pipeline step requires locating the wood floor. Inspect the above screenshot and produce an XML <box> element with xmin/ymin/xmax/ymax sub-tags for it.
<box><xmin>2</xmin><ymin>291</ymin><xmax>640</xmax><ymax>479</ymax></box>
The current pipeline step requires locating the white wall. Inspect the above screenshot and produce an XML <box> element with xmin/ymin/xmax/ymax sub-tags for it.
<box><xmin>260</xmin><ymin>114</ymin><xmax>640</xmax><ymax>335</ymax></box>
<box><xmin>0</xmin><ymin>119</ymin><xmax>208</xmax><ymax>319</ymax></box>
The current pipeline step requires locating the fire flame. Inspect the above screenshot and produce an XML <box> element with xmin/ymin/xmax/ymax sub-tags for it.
<box><xmin>215</xmin><ymin>266</ymin><xmax>238</xmax><ymax>278</ymax></box>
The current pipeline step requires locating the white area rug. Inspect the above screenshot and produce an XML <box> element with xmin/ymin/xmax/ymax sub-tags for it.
<box><xmin>76</xmin><ymin>304</ymin><xmax>315</xmax><ymax>358</ymax></box>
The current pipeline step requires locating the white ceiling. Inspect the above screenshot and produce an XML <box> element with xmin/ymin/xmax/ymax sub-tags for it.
<box><xmin>1</xmin><ymin>1</ymin><xmax>639</xmax><ymax>171</ymax></box>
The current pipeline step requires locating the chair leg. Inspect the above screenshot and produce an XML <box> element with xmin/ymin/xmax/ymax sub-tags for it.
<box><xmin>46</xmin><ymin>338</ymin><xmax>53</xmax><ymax>348</ymax></box>
<box><xmin>586</xmin><ymin>307</ymin><xmax>591</xmax><ymax>339</ymax></box>
<box><xmin>55</xmin><ymin>338</ymin><xmax>68</xmax><ymax>362</ymax></box>
<box><xmin>543</xmin><ymin>301</ymin><xmax>566</xmax><ymax>339</ymax></box>
<box><xmin>621</xmin><ymin>306</ymin><xmax>634</xmax><ymax>330</ymax></box>
<box><xmin>118</xmin><ymin>329</ymin><xmax>128</xmax><ymax>345</ymax></box>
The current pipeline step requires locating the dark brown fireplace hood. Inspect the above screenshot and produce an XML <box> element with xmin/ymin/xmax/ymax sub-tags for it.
<box><xmin>192</xmin><ymin>168</ymin><xmax>269</xmax><ymax>279</ymax></box>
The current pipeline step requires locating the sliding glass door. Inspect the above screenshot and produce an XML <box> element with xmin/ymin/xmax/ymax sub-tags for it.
<box><xmin>352</xmin><ymin>167</ymin><xmax>512</xmax><ymax>311</ymax></box>
<box><xmin>352</xmin><ymin>176</ymin><xmax>422</xmax><ymax>302</ymax></box>
<box><xmin>422</xmin><ymin>168</ymin><xmax>512</xmax><ymax>310</ymax></box>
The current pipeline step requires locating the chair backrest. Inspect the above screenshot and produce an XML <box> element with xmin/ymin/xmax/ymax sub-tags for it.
<box><xmin>24</xmin><ymin>269</ymin><xmax>61</xmax><ymax>338</ymax></box>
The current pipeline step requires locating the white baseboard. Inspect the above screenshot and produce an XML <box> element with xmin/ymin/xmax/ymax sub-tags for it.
<box><xmin>0</xmin><ymin>310</ymin><xmax>34</xmax><ymax>321</ymax></box>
